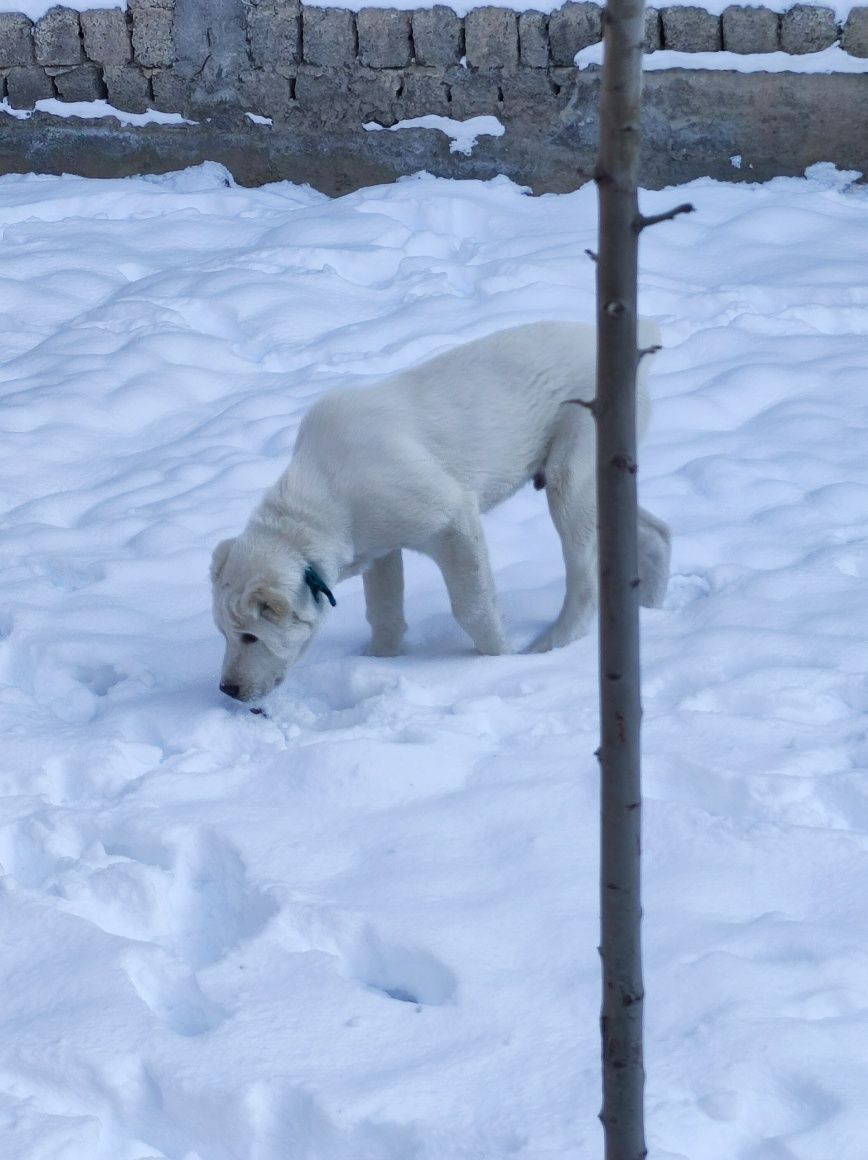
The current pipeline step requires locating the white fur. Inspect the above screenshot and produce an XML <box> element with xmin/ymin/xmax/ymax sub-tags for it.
<box><xmin>211</xmin><ymin>320</ymin><xmax>671</xmax><ymax>702</ymax></box>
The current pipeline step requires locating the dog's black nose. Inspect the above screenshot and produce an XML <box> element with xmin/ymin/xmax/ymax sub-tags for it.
<box><xmin>220</xmin><ymin>682</ymin><xmax>242</xmax><ymax>700</ymax></box>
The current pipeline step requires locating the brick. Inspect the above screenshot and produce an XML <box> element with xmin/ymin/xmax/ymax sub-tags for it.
<box><xmin>518</xmin><ymin>11</ymin><xmax>549</xmax><ymax>66</ymax></box>
<box><xmin>548</xmin><ymin>2</ymin><xmax>601</xmax><ymax>65</ymax></box>
<box><xmin>412</xmin><ymin>6</ymin><xmax>462</xmax><ymax>65</ymax></box>
<box><xmin>103</xmin><ymin>63</ymin><xmax>151</xmax><ymax>111</ymax></box>
<box><xmin>445</xmin><ymin>66</ymin><xmax>499</xmax><ymax>116</ymax></box>
<box><xmin>500</xmin><ymin>68</ymin><xmax>557</xmax><ymax>118</ymax></box>
<box><xmin>0</xmin><ymin>13</ymin><xmax>34</xmax><ymax>67</ymax></box>
<box><xmin>644</xmin><ymin>7</ymin><xmax>662</xmax><ymax>51</ymax></box>
<box><xmin>131</xmin><ymin>5</ymin><xmax>173</xmax><ymax>67</ymax></box>
<box><xmin>661</xmin><ymin>6</ymin><xmax>722</xmax><ymax>51</ymax></box>
<box><xmin>399</xmin><ymin>68</ymin><xmax>450</xmax><ymax>116</ymax></box>
<box><xmin>356</xmin><ymin>8</ymin><xmax>412</xmax><ymax>67</ymax></box>
<box><xmin>295</xmin><ymin>65</ymin><xmax>350</xmax><ymax>120</ymax></box>
<box><xmin>80</xmin><ymin>9</ymin><xmax>131</xmax><ymax>64</ymax></box>
<box><xmin>150</xmin><ymin>66</ymin><xmax>187</xmax><ymax>111</ymax></box>
<box><xmin>239</xmin><ymin>68</ymin><xmax>294</xmax><ymax>119</ymax></box>
<box><xmin>6</xmin><ymin>65</ymin><xmax>54</xmax><ymax>106</ymax></box>
<box><xmin>34</xmin><ymin>7</ymin><xmax>83</xmax><ymax>67</ymax></box>
<box><xmin>302</xmin><ymin>8</ymin><xmax>356</xmax><ymax>66</ymax></box>
<box><xmin>550</xmin><ymin>65</ymin><xmax>578</xmax><ymax>105</ymax></box>
<box><xmin>841</xmin><ymin>8</ymin><xmax>868</xmax><ymax>55</ymax></box>
<box><xmin>54</xmin><ymin>63</ymin><xmax>105</xmax><ymax>100</ymax></box>
<box><xmin>247</xmin><ymin>3</ymin><xmax>301</xmax><ymax>70</ymax></box>
<box><xmin>779</xmin><ymin>4</ymin><xmax>838</xmax><ymax>53</ymax></box>
<box><xmin>464</xmin><ymin>7</ymin><xmax>518</xmax><ymax>69</ymax></box>
<box><xmin>349</xmin><ymin>65</ymin><xmax>402</xmax><ymax>120</ymax></box>
<box><xmin>721</xmin><ymin>6</ymin><xmax>779</xmax><ymax>53</ymax></box>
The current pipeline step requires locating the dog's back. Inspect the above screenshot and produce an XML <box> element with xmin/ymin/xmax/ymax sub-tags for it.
<box><xmin>296</xmin><ymin>320</ymin><xmax>658</xmax><ymax>514</ymax></box>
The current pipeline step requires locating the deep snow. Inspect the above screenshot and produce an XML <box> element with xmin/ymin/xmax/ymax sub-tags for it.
<box><xmin>1</xmin><ymin>163</ymin><xmax>867</xmax><ymax>1160</ymax></box>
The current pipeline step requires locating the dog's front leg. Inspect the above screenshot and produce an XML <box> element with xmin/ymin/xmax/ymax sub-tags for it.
<box><xmin>427</xmin><ymin>506</ymin><xmax>509</xmax><ymax>656</ymax></box>
<box><xmin>363</xmin><ymin>550</ymin><xmax>407</xmax><ymax>656</ymax></box>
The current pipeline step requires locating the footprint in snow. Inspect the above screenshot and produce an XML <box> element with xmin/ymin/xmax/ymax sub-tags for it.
<box><xmin>102</xmin><ymin>826</ymin><xmax>279</xmax><ymax>969</ymax></box>
<box><xmin>243</xmin><ymin>1082</ymin><xmax>421</xmax><ymax>1159</ymax></box>
<box><xmin>344</xmin><ymin>927</ymin><xmax>457</xmax><ymax>1007</ymax></box>
<box><xmin>698</xmin><ymin>1070</ymin><xmax>839</xmax><ymax>1142</ymax></box>
<box><xmin>41</xmin><ymin>740</ymin><xmax>162</xmax><ymax>805</ymax></box>
<box><xmin>274</xmin><ymin>905</ymin><xmax>457</xmax><ymax>1008</ymax></box>
<box><xmin>75</xmin><ymin>662</ymin><xmax>127</xmax><ymax>697</ymax></box>
<box><xmin>28</xmin><ymin>654</ymin><xmax>140</xmax><ymax>725</ymax></box>
<box><xmin>28</xmin><ymin>557</ymin><xmax>105</xmax><ymax>593</ymax></box>
<box><xmin>124</xmin><ymin>946</ymin><xmax>228</xmax><ymax>1036</ymax></box>
<box><xmin>35</xmin><ymin>825</ymin><xmax>279</xmax><ymax>982</ymax></box>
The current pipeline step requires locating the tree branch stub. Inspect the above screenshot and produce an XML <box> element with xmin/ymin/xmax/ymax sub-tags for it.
<box><xmin>635</xmin><ymin>202</ymin><xmax>695</xmax><ymax>231</ymax></box>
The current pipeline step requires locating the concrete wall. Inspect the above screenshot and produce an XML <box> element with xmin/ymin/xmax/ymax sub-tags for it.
<box><xmin>0</xmin><ymin>2</ymin><xmax>867</xmax><ymax>192</ymax></box>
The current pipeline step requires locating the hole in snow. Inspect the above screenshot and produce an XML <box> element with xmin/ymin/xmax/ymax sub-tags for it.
<box><xmin>377</xmin><ymin>985</ymin><xmax>420</xmax><ymax>1005</ymax></box>
<box><xmin>348</xmin><ymin>928</ymin><xmax>457</xmax><ymax>1007</ymax></box>
<box><xmin>76</xmin><ymin>663</ymin><xmax>126</xmax><ymax>696</ymax></box>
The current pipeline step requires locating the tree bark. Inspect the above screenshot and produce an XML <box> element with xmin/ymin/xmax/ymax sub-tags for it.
<box><xmin>594</xmin><ymin>0</ymin><xmax>647</xmax><ymax>1157</ymax></box>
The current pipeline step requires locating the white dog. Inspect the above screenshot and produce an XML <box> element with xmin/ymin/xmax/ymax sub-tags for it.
<box><xmin>211</xmin><ymin>321</ymin><xmax>670</xmax><ymax>703</ymax></box>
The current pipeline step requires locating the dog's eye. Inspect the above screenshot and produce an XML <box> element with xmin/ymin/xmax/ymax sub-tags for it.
<box><xmin>241</xmin><ymin>633</ymin><xmax>258</xmax><ymax>645</ymax></box>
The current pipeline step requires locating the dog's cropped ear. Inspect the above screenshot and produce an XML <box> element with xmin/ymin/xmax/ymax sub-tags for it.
<box><xmin>247</xmin><ymin>582</ymin><xmax>291</xmax><ymax>624</ymax></box>
<box><xmin>210</xmin><ymin>538</ymin><xmax>236</xmax><ymax>584</ymax></box>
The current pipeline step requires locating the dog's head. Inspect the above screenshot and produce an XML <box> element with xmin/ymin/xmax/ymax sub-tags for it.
<box><xmin>210</xmin><ymin>534</ymin><xmax>336</xmax><ymax>704</ymax></box>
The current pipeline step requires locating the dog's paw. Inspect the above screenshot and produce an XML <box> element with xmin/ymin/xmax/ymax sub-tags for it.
<box><xmin>638</xmin><ymin>569</ymin><xmax>670</xmax><ymax>610</ymax></box>
<box><xmin>524</xmin><ymin>620</ymin><xmax>588</xmax><ymax>654</ymax></box>
<box><xmin>470</xmin><ymin>627</ymin><xmax>511</xmax><ymax>656</ymax></box>
<box><xmin>366</xmin><ymin>639</ymin><xmax>405</xmax><ymax>658</ymax></box>
<box><xmin>524</xmin><ymin>629</ymin><xmax>558</xmax><ymax>654</ymax></box>
<box><xmin>475</xmin><ymin>641</ymin><xmax>511</xmax><ymax>657</ymax></box>
<box><xmin>524</xmin><ymin>635</ymin><xmax>550</xmax><ymax>655</ymax></box>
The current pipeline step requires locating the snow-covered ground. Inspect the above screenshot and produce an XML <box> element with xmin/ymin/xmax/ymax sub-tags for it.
<box><xmin>1</xmin><ymin>162</ymin><xmax>867</xmax><ymax>1160</ymax></box>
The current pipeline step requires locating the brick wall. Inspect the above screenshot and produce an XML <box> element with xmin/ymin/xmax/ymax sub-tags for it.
<box><xmin>0</xmin><ymin>2</ymin><xmax>866</xmax><ymax>124</ymax></box>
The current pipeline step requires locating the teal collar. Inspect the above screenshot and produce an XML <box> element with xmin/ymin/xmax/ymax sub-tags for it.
<box><xmin>304</xmin><ymin>565</ymin><xmax>336</xmax><ymax>607</ymax></box>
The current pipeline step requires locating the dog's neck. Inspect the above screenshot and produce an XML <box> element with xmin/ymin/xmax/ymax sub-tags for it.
<box><xmin>250</xmin><ymin>462</ymin><xmax>353</xmax><ymax>589</ymax></box>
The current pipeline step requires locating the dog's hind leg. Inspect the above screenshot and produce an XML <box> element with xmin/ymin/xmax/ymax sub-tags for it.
<box><xmin>364</xmin><ymin>550</ymin><xmax>408</xmax><ymax>656</ymax></box>
<box><xmin>526</xmin><ymin>406</ymin><xmax>598</xmax><ymax>654</ymax></box>
<box><xmin>637</xmin><ymin>506</ymin><xmax>671</xmax><ymax>609</ymax></box>
<box><xmin>426</xmin><ymin>501</ymin><xmax>510</xmax><ymax>656</ymax></box>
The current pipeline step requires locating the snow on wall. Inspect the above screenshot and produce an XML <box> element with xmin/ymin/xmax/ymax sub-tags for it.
<box><xmin>0</xmin><ymin>0</ymin><xmax>122</xmax><ymax>18</ymax></box>
<box><xmin>0</xmin><ymin>0</ymin><xmax>866</xmax><ymax>20</ymax></box>
<box><xmin>310</xmin><ymin>0</ymin><xmax>865</xmax><ymax>17</ymax></box>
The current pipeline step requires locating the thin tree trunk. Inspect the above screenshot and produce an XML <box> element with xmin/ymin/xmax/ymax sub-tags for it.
<box><xmin>594</xmin><ymin>0</ymin><xmax>647</xmax><ymax>1157</ymax></box>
